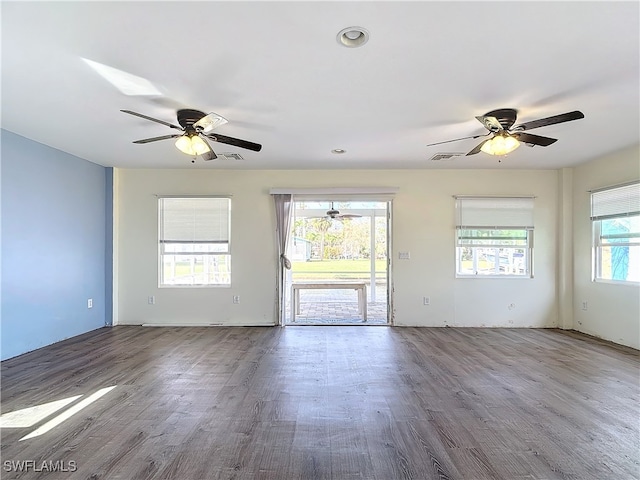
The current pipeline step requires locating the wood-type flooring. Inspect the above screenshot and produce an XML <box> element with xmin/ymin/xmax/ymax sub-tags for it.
<box><xmin>1</xmin><ymin>326</ymin><xmax>638</xmax><ymax>479</ymax></box>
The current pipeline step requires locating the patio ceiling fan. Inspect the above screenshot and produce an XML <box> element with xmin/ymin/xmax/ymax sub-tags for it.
<box><xmin>325</xmin><ymin>203</ymin><xmax>361</xmax><ymax>220</ymax></box>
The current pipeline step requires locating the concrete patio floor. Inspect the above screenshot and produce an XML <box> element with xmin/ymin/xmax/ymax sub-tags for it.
<box><xmin>285</xmin><ymin>284</ymin><xmax>388</xmax><ymax>325</ymax></box>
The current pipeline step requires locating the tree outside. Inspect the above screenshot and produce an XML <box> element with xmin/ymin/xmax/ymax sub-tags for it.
<box><xmin>292</xmin><ymin>216</ymin><xmax>387</xmax><ymax>261</ymax></box>
<box><xmin>290</xmin><ymin>201</ymin><xmax>388</xmax><ymax>282</ymax></box>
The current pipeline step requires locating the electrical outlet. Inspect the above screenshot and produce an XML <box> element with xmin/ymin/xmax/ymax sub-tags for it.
<box><xmin>581</xmin><ymin>301</ymin><xmax>588</xmax><ymax>311</ymax></box>
<box><xmin>148</xmin><ymin>296</ymin><xmax>155</xmax><ymax>305</ymax></box>
<box><xmin>398</xmin><ymin>252</ymin><xmax>410</xmax><ymax>260</ymax></box>
<box><xmin>233</xmin><ymin>295</ymin><xmax>240</xmax><ymax>304</ymax></box>
<box><xmin>87</xmin><ymin>298</ymin><xmax>93</xmax><ymax>309</ymax></box>
<box><xmin>423</xmin><ymin>297</ymin><xmax>430</xmax><ymax>306</ymax></box>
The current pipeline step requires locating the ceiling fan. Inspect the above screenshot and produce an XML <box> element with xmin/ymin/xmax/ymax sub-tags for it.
<box><xmin>426</xmin><ymin>109</ymin><xmax>584</xmax><ymax>156</ymax></box>
<box><xmin>121</xmin><ymin>109</ymin><xmax>262</xmax><ymax>162</ymax></box>
<box><xmin>325</xmin><ymin>203</ymin><xmax>362</xmax><ymax>220</ymax></box>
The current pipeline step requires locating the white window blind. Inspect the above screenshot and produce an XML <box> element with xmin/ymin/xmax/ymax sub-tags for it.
<box><xmin>455</xmin><ymin>197</ymin><xmax>534</xmax><ymax>228</ymax></box>
<box><xmin>159</xmin><ymin>197</ymin><xmax>230</xmax><ymax>250</ymax></box>
<box><xmin>590</xmin><ymin>182</ymin><xmax>640</xmax><ymax>220</ymax></box>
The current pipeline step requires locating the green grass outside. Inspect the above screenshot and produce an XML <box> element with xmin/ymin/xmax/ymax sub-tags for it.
<box><xmin>166</xmin><ymin>258</ymin><xmax>386</xmax><ymax>280</ymax></box>
<box><xmin>164</xmin><ymin>260</ymin><xmax>229</xmax><ymax>279</ymax></box>
<box><xmin>292</xmin><ymin>259</ymin><xmax>386</xmax><ymax>280</ymax></box>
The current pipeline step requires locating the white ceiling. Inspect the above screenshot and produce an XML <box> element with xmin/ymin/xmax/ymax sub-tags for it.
<box><xmin>2</xmin><ymin>1</ymin><xmax>638</xmax><ymax>170</ymax></box>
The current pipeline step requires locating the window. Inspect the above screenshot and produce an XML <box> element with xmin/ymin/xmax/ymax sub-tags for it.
<box><xmin>591</xmin><ymin>182</ymin><xmax>640</xmax><ymax>284</ymax></box>
<box><xmin>455</xmin><ymin>196</ymin><xmax>534</xmax><ymax>277</ymax></box>
<box><xmin>158</xmin><ymin>197</ymin><xmax>231</xmax><ymax>286</ymax></box>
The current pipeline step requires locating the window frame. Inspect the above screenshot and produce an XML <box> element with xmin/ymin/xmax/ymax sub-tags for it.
<box><xmin>455</xmin><ymin>227</ymin><xmax>533</xmax><ymax>278</ymax></box>
<box><xmin>590</xmin><ymin>182</ymin><xmax>640</xmax><ymax>285</ymax></box>
<box><xmin>158</xmin><ymin>196</ymin><xmax>232</xmax><ymax>288</ymax></box>
<box><xmin>454</xmin><ymin>196</ymin><xmax>535</xmax><ymax>279</ymax></box>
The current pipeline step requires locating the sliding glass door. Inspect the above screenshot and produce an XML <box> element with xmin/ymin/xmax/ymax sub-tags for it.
<box><xmin>285</xmin><ymin>199</ymin><xmax>390</xmax><ymax>325</ymax></box>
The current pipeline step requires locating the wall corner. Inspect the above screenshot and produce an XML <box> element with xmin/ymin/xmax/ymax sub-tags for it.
<box><xmin>557</xmin><ymin>167</ymin><xmax>574</xmax><ymax>329</ymax></box>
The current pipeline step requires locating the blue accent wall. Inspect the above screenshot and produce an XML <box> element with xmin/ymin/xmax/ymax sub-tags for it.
<box><xmin>1</xmin><ymin>130</ymin><xmax>108</xmax><ymax>360</ymax></box>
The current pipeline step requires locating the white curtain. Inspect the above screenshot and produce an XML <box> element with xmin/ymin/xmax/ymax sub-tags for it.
<box><xmin>273</xmin><ymin>194</ymin><xmax>293</xmax><ymax>325</ymax></box>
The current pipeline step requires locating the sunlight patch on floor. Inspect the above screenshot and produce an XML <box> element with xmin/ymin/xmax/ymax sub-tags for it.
<box><xmin>19</xmin><ymin>386</ymin><xmax>117</xmax><ymax>441</ymax></box>
<box><xmin>0</xmin><ymin>395</ymin><xmax>83</xmax><ymax>428</ymax></box>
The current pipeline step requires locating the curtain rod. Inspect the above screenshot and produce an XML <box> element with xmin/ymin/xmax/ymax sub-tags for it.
<box><xmin>453</xmin><ymin>195</ymin><xmax>536</xmax><ymax>199</ymax></box>
<box><xmin>154</xmin><ymin>194</ymin><xmax>233</xmax><ymax>198</ymax></box>
<box><xmin>269</xmin><ymin>187</ymin><xmax>398</xmax><ymax>195</ymax></box>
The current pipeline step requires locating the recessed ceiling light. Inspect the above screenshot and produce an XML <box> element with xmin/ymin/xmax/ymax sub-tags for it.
<box><xmin>331</xmin><ymin>148</ymin><xmax>346</xmax><ymax>154</ymax></box>
<box><xmin>337</xmin><ymin>27</ymin><xmax>369</xmax><ymax>48</ymax></box>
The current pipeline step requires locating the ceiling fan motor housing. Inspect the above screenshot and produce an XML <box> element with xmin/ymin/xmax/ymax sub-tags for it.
<box><xmin>177</xmin><ymin>109</ymin><xmax>207</xmax><ymax>129</ymax></box>
<box><xmin>483</xmin><ymin>108</ymin><xmax>518</xmax><ymax>131</ymax></box>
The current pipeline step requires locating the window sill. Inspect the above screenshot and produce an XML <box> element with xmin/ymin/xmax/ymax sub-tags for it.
<box><xmin>593</xmin><ymin>278</ymin><xmax>640</xmax><ymax>287</ymax></box>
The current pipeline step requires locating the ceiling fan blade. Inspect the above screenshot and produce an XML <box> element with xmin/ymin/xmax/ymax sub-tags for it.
<box><xmin>476</xmin><ymin>115</ymin><xmax>504</xmax><ymax>132</ymax></box>
<box><xmin>512</xmin><ymin>132</ymin><xmax>558</xmax><ymax>147</ymax></box>
<box><xmin>121</xmin><ymin>109</ymin><xmax>183</xmax><ymax>131</ymax></box>
<box><xmin>513</xmin><ymin>110</ymin><xmax>584</xmax><ymax>131</ymax></box>
<box><xmin>199</xmin><ymin>136</ymin><xmax>218</xmax><ymax>160</ymax></box>
<box><xmin>202</xmin><ymin>150</ymin><xmax>218</xmax><ymax>161</ymax></box>
<box><xmin>338</xmin><ymin>214</ymin><xmax>362</xmax><ymax>219</ymax></box>
<box><xmin>466</xmin><ymin>138</ymin><xmax>491</xmax><ymax>156</ymax></box>
<box><xmin>132</xmin><ymin>134</ymin><xmax>181</xmax><ymax>144</ymax></box>
<box><xmin>426</xmin><ymin>132</ymin><xmax>490</xmax><ymax>147</ymax></box>
<box><xmin>194</xmin><ymin>112</ymin><xmax>228</xmax><ymax>133</ymax></box>
<box><xmin>205</xmin><ymin>133</ymin><xmax>262</xmax><ymax>152</ymax></box>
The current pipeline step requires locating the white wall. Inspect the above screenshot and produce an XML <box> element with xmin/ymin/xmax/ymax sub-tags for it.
<box><xmin>572</xmin><ymin>145</ymin><xmax>640</xmax><ymax>349</ymax></box>
<box><xmin>115</xmin><ymin>168</ymin><xmax>559</xmax><ymax>328</ymax></box>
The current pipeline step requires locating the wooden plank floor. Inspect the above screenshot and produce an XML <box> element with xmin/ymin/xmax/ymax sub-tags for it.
<box><xmin>1</xmin><ymin>327</ymin><xmax>638</xmax><ymax>480</ymax></box>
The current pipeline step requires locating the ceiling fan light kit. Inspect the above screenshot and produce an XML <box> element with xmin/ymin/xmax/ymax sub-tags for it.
<box><xmin>480</xmin><ymin>134</ymin><xmax>520</xmax><ymax>156</ymax></box>
<box><xmin>175</xmin><ymin>134</ymin><xmax>210</xmax><ymax>156</ymax></box>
